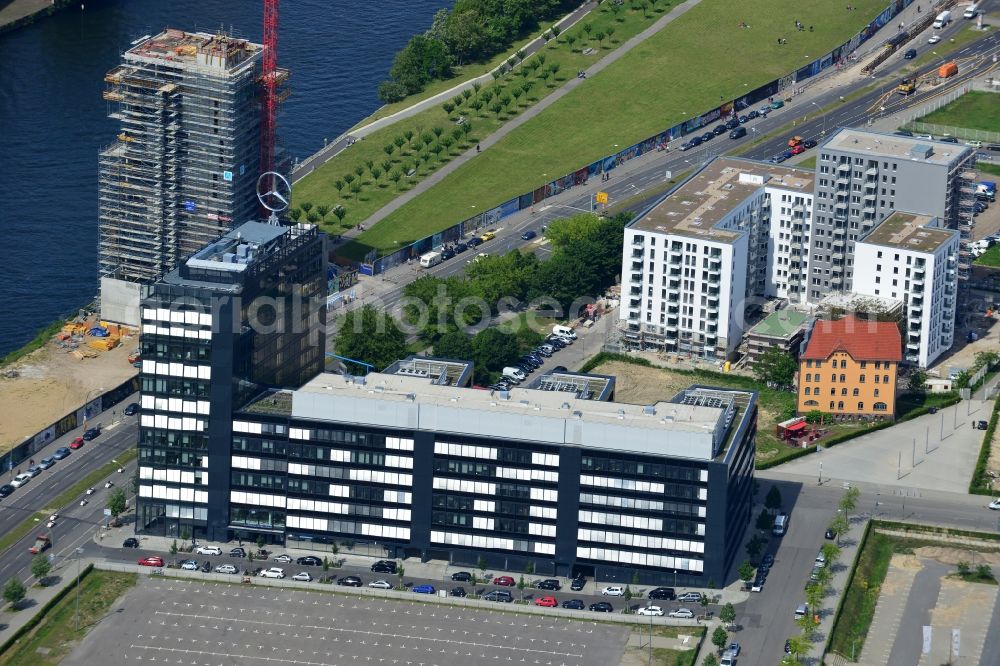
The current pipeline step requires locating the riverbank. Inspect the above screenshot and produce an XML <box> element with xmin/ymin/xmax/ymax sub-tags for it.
<box><xmin>0</xmin><ymin>0</ymin><xmax>77</xmax><ymax>35</ymax></box>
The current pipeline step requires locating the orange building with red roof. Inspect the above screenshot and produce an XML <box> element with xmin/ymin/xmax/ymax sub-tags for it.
<box><xmin>797</xmin><ymin>316</ymin><xmax>902</xmax><ymax>418</ymax></box>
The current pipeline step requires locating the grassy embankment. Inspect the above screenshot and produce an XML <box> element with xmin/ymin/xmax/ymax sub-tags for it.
<box><xmin>342</xmin><ymin>0</ymin><xmax>888</xmax><ymax>259</ymax></box>
<box><xmin>293</xmin><ymin>2</ymin><xmax>666</xmax><ymax>233</ymax></box>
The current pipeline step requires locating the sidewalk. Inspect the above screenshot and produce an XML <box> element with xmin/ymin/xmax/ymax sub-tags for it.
<box><xmin>813</xmin><ymin>518</ymin><xmax>869</xmax><ymax>664</ymax></box>
<box><xmin>0</xmin><ymin>556</ymin><xmax>96</xmax><ymax>647</ymax></box>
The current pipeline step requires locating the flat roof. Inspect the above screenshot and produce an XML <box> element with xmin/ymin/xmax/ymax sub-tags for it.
<box><xmin>822</xmin><ymin>128</ymin><xmax>973</xmax><ymax>166</ymax></box>
<box><xmin>382</xmin><ymin>356</ymin><xmax>473</xmax><ymax>388</ymax></box>
<box><xmin>629</xmin><ymin>157</ymin><xmax>814</xmax><ymax>239</ymax></box>
<box><xmin>859</xmin><ymin>211</ymin><xmax>956</xmax><ymax>253</ymax></box>
<box><xmin>525</xmin><ymin>370</ymin><xmax>615</xmax><ymax>401</ymax></box>
<box><xmin>748</xmin><ymin>310</ymin><xmax>809</xmax><ymax>340</ymax></box>
<box><xmin>185</xmin><ymin>221</ymin><xmax>291</xmax><ymax>272</ymax></box>
<box><xmin>289</xmin><ymin>371</ymin><xmax>746</xmax><ymax>461</ymax></box>
<box><xmin>126</xmin><ymin>29</ymin><xmax>260</xmax><ymax>72</ymax></box>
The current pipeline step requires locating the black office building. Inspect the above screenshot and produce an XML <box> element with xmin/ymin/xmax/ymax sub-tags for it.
<box><xmin>135</xmin><ymin>221</ymin><xmax>326</xmax><ymax>541</ymax></box>
<box><xmin>228</xmin><ymin>360</ymin><xmax>756</xmax><ymax>586</ymax></box>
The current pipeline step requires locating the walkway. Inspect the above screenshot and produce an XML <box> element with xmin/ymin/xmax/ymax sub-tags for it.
<box><xmin>0</xmin><ymin>0</ymin><xmax>55</xmax><ymax>32</ymax></box>
<box><xmin>357</xmin><ymin>0</ymin><xmax>705</xmax><ymax>230</ymax></box>
<box><xmin>291</xmin><ymin>2</ymin><xmax>599</xmax><ymax>182</ymax></box>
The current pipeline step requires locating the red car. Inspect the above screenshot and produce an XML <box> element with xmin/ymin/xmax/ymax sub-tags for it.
<box><xmin>70</xmin><ymin>437</ymin><xmax>85</xmax><ymax>450</ymax></box>
<box><xmin>493</xmin><ymin>575</ymin><xmax>515</xmax><ymax>586</ymax></box>
<box><xmin>534</xmin><ymin>595</ymin><xmax>557</xmax><ymax>607</ymax></box>
<box><xmin>791</xmin><ymin>144</ymin><xmax>806</xmax><ymax>155</ymax></box>
<box><xmin>138</xmin><ymin>556</ymin><xmax>164</xmax><ymax>567</ymax></box>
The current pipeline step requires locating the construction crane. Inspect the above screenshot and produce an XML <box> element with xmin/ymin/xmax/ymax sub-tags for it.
<box><xmin>260</xmin><ymin>0</ymin><xmax>279</xmax><ymax>178</ymax></box>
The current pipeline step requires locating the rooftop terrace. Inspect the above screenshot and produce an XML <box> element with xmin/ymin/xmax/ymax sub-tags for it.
<box><xmin>630</xmin><ymin>158</ymin><xmax>814</xmax><ymax>239</ymax></box>
<box><xmin>748</xmin><ymin>310</ymin><xmax>810</xmax><ymax>340</ymax></box>
<box><xmin>860</xmin><ymin>211</ymin><xmax>957</xmax><ymax>254</ymax></box>
<box><xmin>126</xmin><ymin>29</ymin><xmax>260</xmax><ymax>72</ymax></box>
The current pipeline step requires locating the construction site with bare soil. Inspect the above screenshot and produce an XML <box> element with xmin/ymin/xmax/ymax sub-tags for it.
<box><xmin>0</xmin><ymin>315</ymin><xmax>138</xmax><ymax>452</ymax></box>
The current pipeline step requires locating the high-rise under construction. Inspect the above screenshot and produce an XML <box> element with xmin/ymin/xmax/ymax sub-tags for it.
<box><xmin>98</xmin><ymin>29</ymin><xmax>265</xmax><ymax>325</ymax></box>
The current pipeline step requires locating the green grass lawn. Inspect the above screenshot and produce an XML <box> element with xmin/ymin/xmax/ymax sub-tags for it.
<box><xmin>795</xmin><ymin>155</ymin><xmax>818</xmax><ymax>170</ymax></box>
<box><xmin>344</xmin><ymin>0</ymin><xmax>887</xmax><ymax>259</ymax></box>
<box><xmin>980</xmin><ymin>162</ymin><xmax>1000</xmax><ymax>177</ymax></box>
<box><xmin>292</xmin><ymin>3</ymin><xmax>666</xmax><ymax>236</ymax></box>
<box><xmin>0</xmin><ymin>569</ymin><xmax>137</xmax><ymax>666</ymax></box>
<box><xmin>917</xmin><ymin>90</ymin><xmax>1000</xmax><ymax>133</ymax></box>
<box><xmin>828</xmin><ymin>529</ymin><xmax>893</xmax><ymax>661</ymax></box>
<box><xmin>975</xmin><ymin>244</ymin><xmax>1000</xmax><ymax>268</ymax></box>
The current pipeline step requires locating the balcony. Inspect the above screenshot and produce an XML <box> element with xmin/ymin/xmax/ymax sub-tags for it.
<box><xmin>830</xmin><ymin>275</ymin><xmax>843</xmax><ymax>286</ymax></box>
<box><xmin>833</xmin><ymin>227</ymin><xmax>846</xmax><ymax>236</ymax></box>
<box><xmin>837</xmin><ymin>163</ymin><xmax>851</xmax><ymax>173</ymax></box>
<box><xmin>631</xmin><ymin>261</ymin><xmax>643</xmax><ymax>271</ymax></box>
<box><xmin>863</xmin><ymin>191</ymin><xmax>877</xmax><ymax>201</ymax></box>
<box><xmin>631</xmin><ymin>249</ymin><xmax>643</xmax><ymax>259</ymax></box>
<box><xmin>865</xmin><ymin>166</ymin><xmax>878</xmax><ymax>177</ymax></box>
<box><xmin>864</xmin><ymin>179</ymin><xmax>878</xmax><ymax>190</ymax></box>
<box><xmin>707</xmin><ymin>276</ymin><xmax>721</xmax><ymax>286</ymax></box>
<box><xmin>632</xmin><ymin>237</ymin><xmax>644</xmax><ymax>246</ymax></box>
<box><xmin>709</xmin><ymin>260</ymin><xmax>722</xmax><ymax>272</ymax></box>
<box><xmin>906</xmin><ymin>340</ymin><xmax>920</xmax><ymax>351</ymax></box>
<box><xmin>629</xmin><ymin>298</ymin><xmax>641</xmax><ymax>308</ymax></box>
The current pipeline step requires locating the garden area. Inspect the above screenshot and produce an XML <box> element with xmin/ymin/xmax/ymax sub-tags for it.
<box><xmin>916</xmin><ymin>90</ymin><xmax>1000</xmax><ymax>134</ymax></box>
<box><xmin>345</xmin><ymin>0</ymin><xmax>889</xmax><ymax>259</ymax></box>
<box><xmin>292</xmin><ymin>0</ymin><xmax>669</xmax><ymax>240</ymax></box>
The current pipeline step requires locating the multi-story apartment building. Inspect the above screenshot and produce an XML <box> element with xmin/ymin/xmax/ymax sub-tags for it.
<box><xmin>228</xmin><ymin>367</ymin><xmax>757</xmax><ymax>586</ymax></box>
<box><xmin>99</xmin><ymin>29</ymin><xmax>269</xmax><ymax>326</ymax></box>
<box><xmin>852</xmin><ymin>212</ymin><xmax>959</xmax><ymax>367</ymax></box>
<box><xmin>797</xmin><ymin>315</ymin><xmax>901</xmax><ymax>418</ymax></box>
<box><xmin>808</xmin><ymin>129</ymin><xmax>976</xmax><ymax>301</ymax></box>
<box><xmin>620</xmin><ymin>158</ymin><xmax>813</xmax><ymax>359</ymax></box>
<box><xmin>135</xmin><ymin>221</ymin><xmax>325</xmax><ymax>540</ymax></box>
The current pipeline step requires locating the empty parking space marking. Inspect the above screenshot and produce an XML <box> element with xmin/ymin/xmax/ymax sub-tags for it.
<box><xmin>152</xmin><ymin>611</ymin><xmax>585</xmax><ymax>658</ymax></box>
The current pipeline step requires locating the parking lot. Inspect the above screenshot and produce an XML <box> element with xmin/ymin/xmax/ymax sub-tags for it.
<box><xmin>63</xmin><ymin>577</ymin><xmax>631</xmax><ymax>666</ymax></box>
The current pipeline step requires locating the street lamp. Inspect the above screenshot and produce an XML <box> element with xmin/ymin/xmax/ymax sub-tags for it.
<box><xmin>811</xmin><ymin>101</ymin><xmax>826</xmax><ymax>136</ymax></box>
<box><xmin>74</xmin><ymin>547</ymin><xmax>85</xmax><ymax>631</ymax></box>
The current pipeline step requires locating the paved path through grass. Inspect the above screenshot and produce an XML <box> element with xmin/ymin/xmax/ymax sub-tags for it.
<box><xmin>355</xmin><ymin>0</ymin><xmax>704</xmax><ymax>231</ymax></box>
<box><xmin>291</xmin><ymin>2</ymin><xmax>599</xmax><ymax>184</ymax></box>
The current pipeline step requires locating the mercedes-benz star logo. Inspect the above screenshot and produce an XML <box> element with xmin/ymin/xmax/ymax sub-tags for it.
<box><xmin>256</xmin><ymin>171</ymin><xmax>292</xmax><ymax>213</ymax></box>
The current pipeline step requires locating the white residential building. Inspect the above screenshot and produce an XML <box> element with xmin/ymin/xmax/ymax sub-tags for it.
<box><xmin>852</xmin><ymin>212</ymin><xmax>959</xmax><ymax>367</ymax></box>
<box><xmin>620</xmin><ymin>158</ymin><xmax>813</xmax><ymax>359</ymax></box>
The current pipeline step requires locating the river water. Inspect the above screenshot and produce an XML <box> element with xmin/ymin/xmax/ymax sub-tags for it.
<box><xmin>0</xmin><ymin>0</ymin><xmax>444</xmax><ymax>356</ymax></box>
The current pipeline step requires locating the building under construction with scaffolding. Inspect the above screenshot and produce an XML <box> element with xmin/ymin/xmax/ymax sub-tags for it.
<box><xmin>98</xmin><ymin>29</ymin><xmax>270</xmax><ymax>325</ymax></box>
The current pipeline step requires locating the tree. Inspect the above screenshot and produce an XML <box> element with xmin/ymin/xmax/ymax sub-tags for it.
<box><xmin>442</xmin><ymin>101</ymin><xmax>455</xmax><ymax>115</ymax></box>
<box><xmin>441</xmin><ymin>137</ymin><xmax>454</xmax><ymax>153</ymax></box>
<box><xmin>434</xmin><ymin>331</ymin><xmax>474</xmax><ymax>361</ymax></box>
<box><xmin>169</xmin><ymin>539</ymin><xmax>178</xmax><ymax>555</ymax></box>
<box><xmin>539</xmin><ymin>69</ymin><xmax>551</xmax><ymax>86</ymax></box>
<box><xmin>738</xmin><ymin>560</ymin><xmax>755</xmax><ymax>585</ymax></box>
<box><xmin>908</xmin><ymin>370</ymin><xmax>928</xmax><ymax>392</ymax></box>
<box><xmin>756</xmin><ymin>508</ymin><xmax>773</xmax><ymax>531</ymax></box>
<box><xmin>370</xmin><ymin>167</ymin><xmax>382</xmax><ymax>185</ymax></box>
<box><xmin>288</xmin><ymin>207</ymin><xmax>302</xmax><ymax>221</ymax></box>
<box><xmin>316</xmin><ymin>204</ymin><xmax>330</xmax><ymax>219</ymax></box>
<box><xmin>788</xmin><ymin>634</ymin><xmax>811</xmax><ymax>661</ymax></box>
<box><xmin>404</xmin><ymin>129</ymin><xmax>414</xmax><ymax>146</ymax></box>
<box><xmin>349</xmin><ymin>182</ymin><xmax>362</xmax><ymax>198</ymax></box>
<box><xmin>840</xmin><ymin>485</ymin><xmax>861</xmax><ymax>518</ymax></box>
<box><xmin>976</xmin><ymin>563</ymin><xmax>993</xmax><ymax>580</ymax></box>
<box><xmin>719</xmin><ymin>602</ymin><xmax>736</xmax><ymax>628</ymax></box>
<box><xmin>450</xmin><ymin>127</ymin><xmax>463</xmax><ymax>144</ymax></box>
<box><xmin>343</xmin><ymin>173</ymin><xmax>355</xmax><ymax>186</ymax></box>
<box><xmin>765</xmin><ymin>485</ymin><xmax>783</xmax><ymax>513</ymax></box>
<box><xmin>300</xmin><ymin>201</ymin><xmax>314</xmax><ymax>213</ymax></box>
<box><xmin>828</xmin><ymin>512</ymin><xmax>850</xmax><ymax>545</ymax></box>
<box><xmin>306</xmin><ymin>211</ymin><xmax>321</xmax><ymax>224</ymax></box>
<box><xmin>566</xmin><ymin>34</ymin><xmax>577</xmax><ymax>50</ymax></box>
<box><xmin>525</xmin><ymin>561</ymin><xmax>535</xmax><ymax>575</ymax></box>
<box><xmin>397</xmin><ymin>563</ymin><xmax>406</xmax><ymax>590</ymax></box>
<box><xmin>387</xmin><ymin>35</ymin><xmax>452</xmax><ymax>95</ymax></box>
<box><xmin>378</xmin><ymin>79</ymin><xmax>408</xmax><ymax>103</ymax></box>
<box><xmin>712</xmin><ymin>626</ymin><xmax>729</xmax><ymax>653</ymax></box>
<box><xmin>470</xmin><ymin>99</ymin><xmax>484</xmax><ymax>115</ymax></box>
<box><xmin>805</xmin><ymin>582</ymin><xmax>824</xmax><ymax>611</ymax></box>
<box><xmin>606</xmin><ymin>25</ymin><xmax>616</xmax><ymax>42</ymax></box>
<box><xmin>432</xmin><ymin>126</ymin><xmax>444</xmax><ymax>139</ymax></box>
<box><xmin>472</xmin><ymin>328</ymin><xmax>519</xmax><ymax>376</ymax></box>
<box><xmin>583</xmin><ymin>22</ymin><xmax>593</xmax><ymax>38</ymax></box>
<box><xmin>957</xmin><ymin>560</ymin><xmax>971</xmax><ymax>576</ymax></box>
<box><xmin>551</xmin><ymin>25</ymin><xmax>561</xmax><ymax>37</ymax></box>
<box><xmin>461</xmin><ymin>89</ymin><xmax>472</xmax><ymax>101</ymax></box>
<box><xmin>469</xmin><ymin>572</ymin><xmax>479</xmax><ymax>597</ymax></box>
<box><xmin>820</xmin><ymin>543</ymin><xmax>841</xmax><ymax>568</ymax></box>
<box><xmin>389</xmin><ymin>170</ymin><xmax>403</xmax><ymax>190</ymax></box>
<box><xmin>393</xmin><ymin>136</ymin><xmax>406</xmax><ymax>151</ymax></box>
<box><xmin>322</xmin><ymin>556</ymin><xmax>330</xmax><ymax>572</ymax></box>
<box><xmin>517</xmin><ymin>575</ymin><xmax>527</xmax><ymax>602</ymax></box>
<box><xmin>256</xmin><ymin>535</ymin><xmax>266</xmax><ymax>549</ymax></box>
<box><xmin>31</xmin><ymin>555</ymin><xmax>51</xmax><ymax>584</ymax></box>
<box><xmin>452</xmin><ymin>94</ymin><xmax>464</xmax><ymax>109</ymax></box>
<box><xmin>332</xmin><ymin>205</ymin><xmax>347</xmax><ymax>224</ymax></box>
<box><xmin>3</xmin><ymin>578</ymin><xmax>25</xmax><ymax>608</ymax></box>
<box><xmin>745</xmin><ymin>534</ymin><xmax>763</xmax><ymax>561</ymax></box>
<box><xmin>477</xmin><ymin>555</ymin><xmax>487</xmax><ymax>579</ymax></box>
<box><xmin>594</xmin><ymin>31</ymin><xmax>606</xmax><ymax>47</ymax></box>
<box><xmin>703</xmin><ymin>655</ymin><xmax>719</xmax><ymax>666</ymax></box>
<box><xmin>754</xmin><ymin>347</ymin><xmax>798</xmax><ymax>387</ymax></box>
<box><xmin>108</xmin><ymin>488</ymin><xmax>127</xmax><ymax>525</ymax></box>
<box><xmin>335</xmin><ymin>304</ymin><xmax>407</xmax><ymax>371</ymax></box>
<box><xmin>383</xmin><ymin>143</ymin><xmax>396</xmax><ymax>158</ymax></box>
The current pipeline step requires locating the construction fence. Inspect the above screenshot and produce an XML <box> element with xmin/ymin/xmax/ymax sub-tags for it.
<box><xmin>0</xmin><ymin>376</ymin><xmax>139</xmax><ymax>475</ymax></box>
<box><xmin>358</xmin><ymin>0</ymin><xmax>918</xmax><ymax>276</ymax></box>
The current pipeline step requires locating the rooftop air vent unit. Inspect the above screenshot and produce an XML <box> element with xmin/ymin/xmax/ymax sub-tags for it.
<box><xmin>643</xmin><ymin>405</ymin><xmax>656</xmax><ymax>416</ymax></box>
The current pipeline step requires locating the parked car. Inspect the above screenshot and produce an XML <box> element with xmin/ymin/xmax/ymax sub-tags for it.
<box><xmin>292</xmin><ymin>572</ymin><xmax>312</xmax><ymax>582</ymax></box>
<box><xmin>648</xmin><ymin>587</ymin><xmax>676</xmax><ymax>600</ymax></box>
<box><xmin>989</xmin><ymin>498</ymin><xmax>1000</xmax><ymax>510</ymax></box>
<box><xmin>637</xmin><ymin>606</ymin><xmax>664</xmax><ymax>616</ymax></box>
<box><xmin>534</xmin><ymin>595</ymin><xmax>558</xmax><ymax>607</ymax></box>
<box><xmin>601</xmin><ymin>586</ymin><xmax>625</xmax><ymax>596</ymax></box>
<box><xmin>750</xmin><ymin>578</ymin><xmax>764</xmax><ymax>592</ymax></box>
<box><xmin>484</xmin><ymin>590</ymin><xmax>513</xmax><ymax>602</ymax></box>
<box><xmin>338</xmin><ymin>576</ymin><xmax>363</xmax><ymax>587</ymax></box>
<box><xmin>69</xmin><ymin>437</ymin><xmax>85</xmax><ymax>450</ymax></box>
<box><xmin>214</xmin><ymin>564</ymin><xmax>239</xmax><ymax>574</ymax></box>
<box><xmin>791</xmin><ymin>144</ymin><xmax>806</xmax><ymax>155</ymax></box>
<box><xmin>669</xmin><ymin>608</ymin><xmax>695</xmax><ymax>619</ymax></box>
<box><xmin>521</xmin><ymin>229</ymin><xmax>537</xmax><ymax>241</ymax></box>
<box><xmin>747</xmin><ymin>110</ymin><xmax>760</xmax><ymax>120</ymax></box>
<box><xmin>562</xmin><ymin>599</ymin><xmax>585</xmax><ymax>609</ymax></box>
<box><xmin>903</xmin><ymin>48</ymin><xmax>917</xmax><ymax>59</ymax></box>
<box><xmin>453</xmin><ymin>242</ymin><xmax>468</xmax><ymax>254</ymax></box>
<box><xmin>83</xmin><ymin>427</ymin><xmax>101</xmax><ymax>441</ymax></box>
<box><xmin>196</xmin><ymin>545</ymin><xmax>222</xmax><ymax>555</ymax></box>
<box><xmin>729</xmin><ymin>127</ymin><xmax>747</xmax><ymax>139</ymax></box>
<box><xmin>180</xmin><ymin>559</ymin><xmax>199</xmax><ymax>571</ymax></box>
<box><xmin>534</xmin><ymin>579</ymin><xmax>561</xmax><ymax>590</ymax></box>
<box><xmin>725</xmin><ymin>118</ymin><xmax>740</xmax><ymax>130</ymax></box>
<box><xmin>297</xmin><ymin>556</ymin><xmax>322</xmax><ymax>566</ymax></box>
<box><xmin>11</xmin><ymin>473</ymin><xmax>31</xmax><ymax>488</ymax></box>
<box><xmin>928</xmin><ymin>34</ymin><xmax>941</xmax><ymax>44</ymax></box>
<box><xmin>26</xmin><ymin>465</ymin><xmax>42</xmax><ymax>477</ymax></box>
<box><xmin>976</xmin><ymin>420</ymin><xmax>988</xmax><ymax>430</ymax></box>
<box><xmin>122</xmin><ymin>537</ymin><xmax>140</xmax><ymax>548</ymax></box>
<box><xmin>479</xmin><ymin>231</ymin><xmax>496</xmax><ymax>242</ymax></box>
<box><xmin>260</xmin><ymin>568</ymin><xmax>286</xmax><ymax>579</ymax></box>
<box><xmin>451</xmin><ymin>586</ymin><xmax>467</xmax><ymax>597</ymax></box>
<box><xmin>493</xmin><ymin>575</ymin><xmax>515</xmax><ymax>586</ymax></box>
<box><xmin>770</xmin><ymin>99</ymin><xmax>785</xmax><ymax>109</ymax></box>
<box><xmin>677</xmin><ymin>592</ymin><xmax>702</xmax><ymax>603</ymax></box>
<box><xmin>138</xmin><ymin>556</ymin><xmax>164</xmax><ymax>567</ymax></box>
<box><xmin>441</xmin><ymin>247</ymin><xmax>455</xmax><ymax>260</ymax></box>
<box><xmin>785</xmin><ymin>639</ymin><xmax>793</xmax><ymax>654</ymax></box>
<box><xmin>39</xmin><ymin>457</ymin><xmax>55</xmax><ymax>469</ymax></box>
<box><xmin>273</xmin><ymin>554</ymin><xmax>293</xmax><ymax>563</ymax></box>
<box><xmin>762</xmin><ymin>554</ymin><xmax>775</xmax><ymax>568</ymax></box>
<box><xmin>369</xmin><ymin>579</ymin><xmax>392</xmax><ymax>589</ymax></box>
<box><xmin>451</xmin><ymin>571</ymin><xmax>472</xmax><ymax>581</ymax></box>
<box><xmin>53</xmin><ymin>447</ymin><xmax>71</xmax><ymax>459</ymax></box>
<box><xmin>0</xmin><ymin>485</ymin><xmax>14</xmax><ymax>498</ymax></box>
<box><xmin>371</xmin><ymin>560</ymin><xmax>398</xmax><ymax>574</ymax></box>
<box><xmin>700</xmin><ymin>132</ymin><xmax>714</xmax><ymax>142</ymax></box>
<box><xmin>201</xmin><ymin>561</ymin><xmax>212</xmax><ymax>572</ymax></box>
<box><xmin>124</xmin><ymin>402</ymin><xmax>139</xmax><ymax>416</ymax></box>
<box><xmin>466</xmin><ymin>237</ymin><xmax>482</xmax><ymax>248</ymax></box>
<box><xmin>570</xmin><ymin>577</ymin><xmax>586</xmax><ymax>591</ymax></box>
<box><xmin>712</xmin><ymin>124</ymin><xmax>727</xmax><ymax>136</ymax></box>
<box><xmin>803</xmin><ymin>139</ymin><xmax>817</xmax><ymax>149</ymax></box>
<box><xmin>229</xmin><ymin>547</ymin><xmax>246</xmax><ymax>558</ymax></box>
<box><xmin>589</xmin><ymin>602</ymin><xmax>614</xmax><ymax>613</ymax></box>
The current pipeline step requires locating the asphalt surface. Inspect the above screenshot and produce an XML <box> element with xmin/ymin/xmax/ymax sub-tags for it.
<box><xmin>63</xmin><ymin>579</ymin><xmax>631</xmax><ymax>666</ymax></box>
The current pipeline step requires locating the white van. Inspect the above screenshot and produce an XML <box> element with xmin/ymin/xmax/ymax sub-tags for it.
<box><xmin>720</xmin><ymin>650</ymin><xmax>737</xmax><ymax>666</ymax></box>
<box><xmin>552</xmin><ymin>325</ymin><xmax>577</xmax><ymax>339</ymax></box>
<box><xmin>795</xmin><ymin>603</ymin><xmax>809</xmax><ymax>619</ymax></box>
<box><xmin>815</xmin><ymin>551</ymin><xmax>827</xmax><ymax>568</ymax></box>
<box><xmin>964</xmin><ymin>3</ymin><xmax>980</xmax><ymax>19</ymax></box>
<box><xmin>933</xmin><ymin>10</ymin><xmax>951</xmax><ymax>29</ymax></box>
<box><xmin>502</xmin><ymin>366</ymin><xmax>526</xmax><ymax>382</ymax></box>
<box><xmin>419</xmin><ymin>251</ymin><xmax>442</xmax><ymax>268</ymax></box>
<box><xmin>772</xmin><ymin>513</ymin><xmax>789</xmax><ymax>536</ymax></box>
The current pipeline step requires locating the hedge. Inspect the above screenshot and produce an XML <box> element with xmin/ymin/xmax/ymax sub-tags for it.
<box><xmin>825</xmin><ymin>520</ymin><xmax>874</xmax><ymax>658</ymax></box>
<box><xmin>0</xmin><ymin>563</ymin><xmax>94</xmax><ymax>655</ymax></box>
<box><xmin>969</xmin><ymin>392</ymin><xmax>1000</xmax><ymax>495</ymax></box>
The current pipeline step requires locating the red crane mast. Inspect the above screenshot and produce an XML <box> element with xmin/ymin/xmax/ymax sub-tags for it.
<box><xmin>260</xmin><ymin>0</ymin><xmax>279</xmax><ymax>177</ymax></box>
